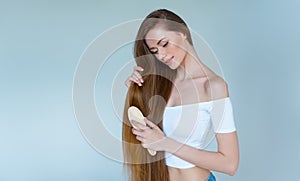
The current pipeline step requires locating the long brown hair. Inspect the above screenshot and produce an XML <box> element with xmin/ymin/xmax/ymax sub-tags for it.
<box><xmin>122</xmin><ymin>9</ymin><xmax>193</xmax><ymax>181</ymax></box>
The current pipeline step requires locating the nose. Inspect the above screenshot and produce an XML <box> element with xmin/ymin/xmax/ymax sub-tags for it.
<box><xmin>157</xmin><ymin>47</ymin><xmax>167</xmax><ymax>61</ymax></box>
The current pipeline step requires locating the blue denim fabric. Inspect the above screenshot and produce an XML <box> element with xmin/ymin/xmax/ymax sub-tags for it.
<box><xmin>205</xmin><ymin>172</ymin><xmax>216</xmax><ymax>181</ymax></box>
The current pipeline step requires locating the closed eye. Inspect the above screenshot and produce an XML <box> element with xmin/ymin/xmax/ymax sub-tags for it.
<box><xmin>149</xmin><ymin>48</ymin><xmax>158</xmax><ymax>54</ymax></box>
<box><xmin>149</xmin><ymin>41</ymin><xmax>168</xmax><ymax>54</ymax></box>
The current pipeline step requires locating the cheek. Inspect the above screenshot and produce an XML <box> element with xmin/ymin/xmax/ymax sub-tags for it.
<box><xmin>175</xmin><ymin>50</ymin><xmax>187</xmax><ymax>65</ymax></box>
<box><xmin>168</xmin><ymin>44</ymin><xmax>181</xmax><ymax>56</ymax></box>
<box><xmin>170</xmin><ymin>40</ymin><xmax>185</xmax><ymax>53</ymax></box>
<box><xmin>172</xmin><ymin>44</ymin><xmax>186</xmax><ymax>58</ymax></box>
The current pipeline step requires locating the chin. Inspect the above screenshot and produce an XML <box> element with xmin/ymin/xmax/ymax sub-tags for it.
<box><xmin>170</xmin><ymin>61</ymin><xmax>182</xmax><ymax>70</ymax></box>
<box><xmin>169</xmin><ymin>64</ymin><xmax>179</xmax><ymax>70</ymax></box>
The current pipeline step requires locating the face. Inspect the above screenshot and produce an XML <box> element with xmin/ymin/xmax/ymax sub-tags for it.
<box><xmin>145</xmin><ymin>26</ymin><xmax>188</xmax><ymax>70</ymax></box>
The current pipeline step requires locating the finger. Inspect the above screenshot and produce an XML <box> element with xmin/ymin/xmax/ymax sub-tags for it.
<box><xmin>134</xmin><ymin>66</ymin><xmax>144</xmax><ymax>72</ymax></box>
<box><xmin>133</xmin><ymin>71</ymin><xmax>143</xmax><ymax>83</ymax></box>
<box><xmin>125</xmin><ymin>79</ymin><xmax>132</xmax><ymax>87</ymax></box>
<box><xmin>125</xmin><ymin>76</ymin><xmax>140</xmax><ymax>87</ymax></box>
<box><xmin>129</xmin><ymin>77</ymin><xmax>142</xmax><ymax>86</ymax></box>
<box><xmin>131</xmin><ymin>73</ymin><xmax>142</xmax><ymax>85</ymax></box>
<box><xmin>132</xmin><ymin>71</ymin><xmax>144</xmax><ymax>84</ymax></box>
<box><xmin>133</xmin><ymin>66</ymin><xmax>144</xmax><ymax>83</ymax></box>
<box><xmin>144</xmin><ymin>118</ymin><xmax>158</xmax><ymax>129</ymax></box>
<box><xmin>131</xmin><ymin>120</ymin><xmax>148</xmax><ymax>130</ymax></box>
<box><xmin>131</xmin><ymin>74</ymin><xmax>142</xmax><ymax>85</ymax></box>
<box><xmin>136</xmin><ymin>136</ymin><xmax>144</xmax><ymax>142</ymax></box>
<box><xmin>131</xmin><ymin>128</ymin><xmax>145</xmax><ymax>136</ymax></box>
<box><xmin>141</xmin><ymin>143</ymin><xmax>149</xmax><ymax>149</ymax></box>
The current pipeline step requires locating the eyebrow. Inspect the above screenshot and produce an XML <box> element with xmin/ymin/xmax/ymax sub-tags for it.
<box><xmin>149</xmin><ymin>37</ymin><xmax>166</xmax><ymax>51</ymax></box>
<box><xmin>157</xmin><ymin>37</ymin><xmax>166</xmax><ymax>45</ymax></box>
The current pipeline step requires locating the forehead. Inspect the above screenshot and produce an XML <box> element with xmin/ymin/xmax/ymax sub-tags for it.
<box><xmin>145</xmin><ymin>27</ymin><xmax>175</xmax><ymax>46</ymax></box>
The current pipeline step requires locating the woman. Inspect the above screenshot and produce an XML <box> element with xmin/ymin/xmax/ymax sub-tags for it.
<box><xmin>123</xmin><ymin>9</ymin><xmax>239</xmax><ymax>181</ymax></box>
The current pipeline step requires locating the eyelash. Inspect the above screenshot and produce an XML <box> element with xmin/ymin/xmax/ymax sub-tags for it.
<box><xmin>151</xmin><ymin>42</ymin><xmax>168</xmax><ymax>54</ymax></box>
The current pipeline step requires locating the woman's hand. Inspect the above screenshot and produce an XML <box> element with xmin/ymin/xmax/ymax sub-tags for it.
<box><xmin>125</xmin><ymin>66</ymin><xmax>144</xmax><ymax>87</ymax></box>
<box><xmin>131</xmin><ymin>117</ymin><xmax>167</xmax><ymax>152</ymax></box>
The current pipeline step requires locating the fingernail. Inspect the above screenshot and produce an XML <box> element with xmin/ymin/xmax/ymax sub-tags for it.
<box><xmin>141</xmin><ymin>68</ymin><xmax>144</xmax><ymax>71</ymax></box>
<box><xmin>139</xmin><ymin>83</ymin><xmax>142</xmax><ymax>86</ymax></box>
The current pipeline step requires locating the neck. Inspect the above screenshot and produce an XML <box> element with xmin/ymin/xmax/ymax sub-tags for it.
<box><xmin>176</xmin><ymin>47</ymin><xmax>207</xmax><ymax>81</ymax></box>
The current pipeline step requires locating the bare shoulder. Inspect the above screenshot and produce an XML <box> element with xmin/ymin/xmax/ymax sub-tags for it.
<box><xmin>205</xmin><ymin>76</ymin><xmax>229</xmax><ymax>100</ymax></box>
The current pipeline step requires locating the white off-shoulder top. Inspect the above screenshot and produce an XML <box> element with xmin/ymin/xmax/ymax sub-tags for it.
<box><xmin>163</xmin><ymin>97</ymin><xmax>236</xmax><ymax>168</ymax></box>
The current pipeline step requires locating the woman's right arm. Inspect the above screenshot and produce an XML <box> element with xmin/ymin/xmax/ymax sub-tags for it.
<box><xmin>125</xmin><ymin>66</ymin><xmax>144</xmax><ymax>87</ymax></box>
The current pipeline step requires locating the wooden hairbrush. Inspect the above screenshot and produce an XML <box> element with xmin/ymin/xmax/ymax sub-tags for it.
<box><xmin>127</xmin><ymin>106</ymin><xmax>157</xmax><ymax>156</ymax></box>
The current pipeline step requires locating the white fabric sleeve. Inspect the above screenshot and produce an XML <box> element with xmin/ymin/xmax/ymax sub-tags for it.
<box><xmin>211</xmin><ymin>97</ymin><xmax>236</xmax><ymax>133</ymax></box>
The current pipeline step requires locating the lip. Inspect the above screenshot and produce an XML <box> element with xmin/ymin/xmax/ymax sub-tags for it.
<box><xmin>165</xmin><ymin>56</ymin><xmax>174</xmax><ymax>64</ymax></box>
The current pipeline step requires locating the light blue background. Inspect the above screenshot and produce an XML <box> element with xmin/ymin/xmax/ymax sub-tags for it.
<box><xmin>1</xmin><ymin>0</ymin><xmax>300</xmax><ymax>180</ymax></box>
